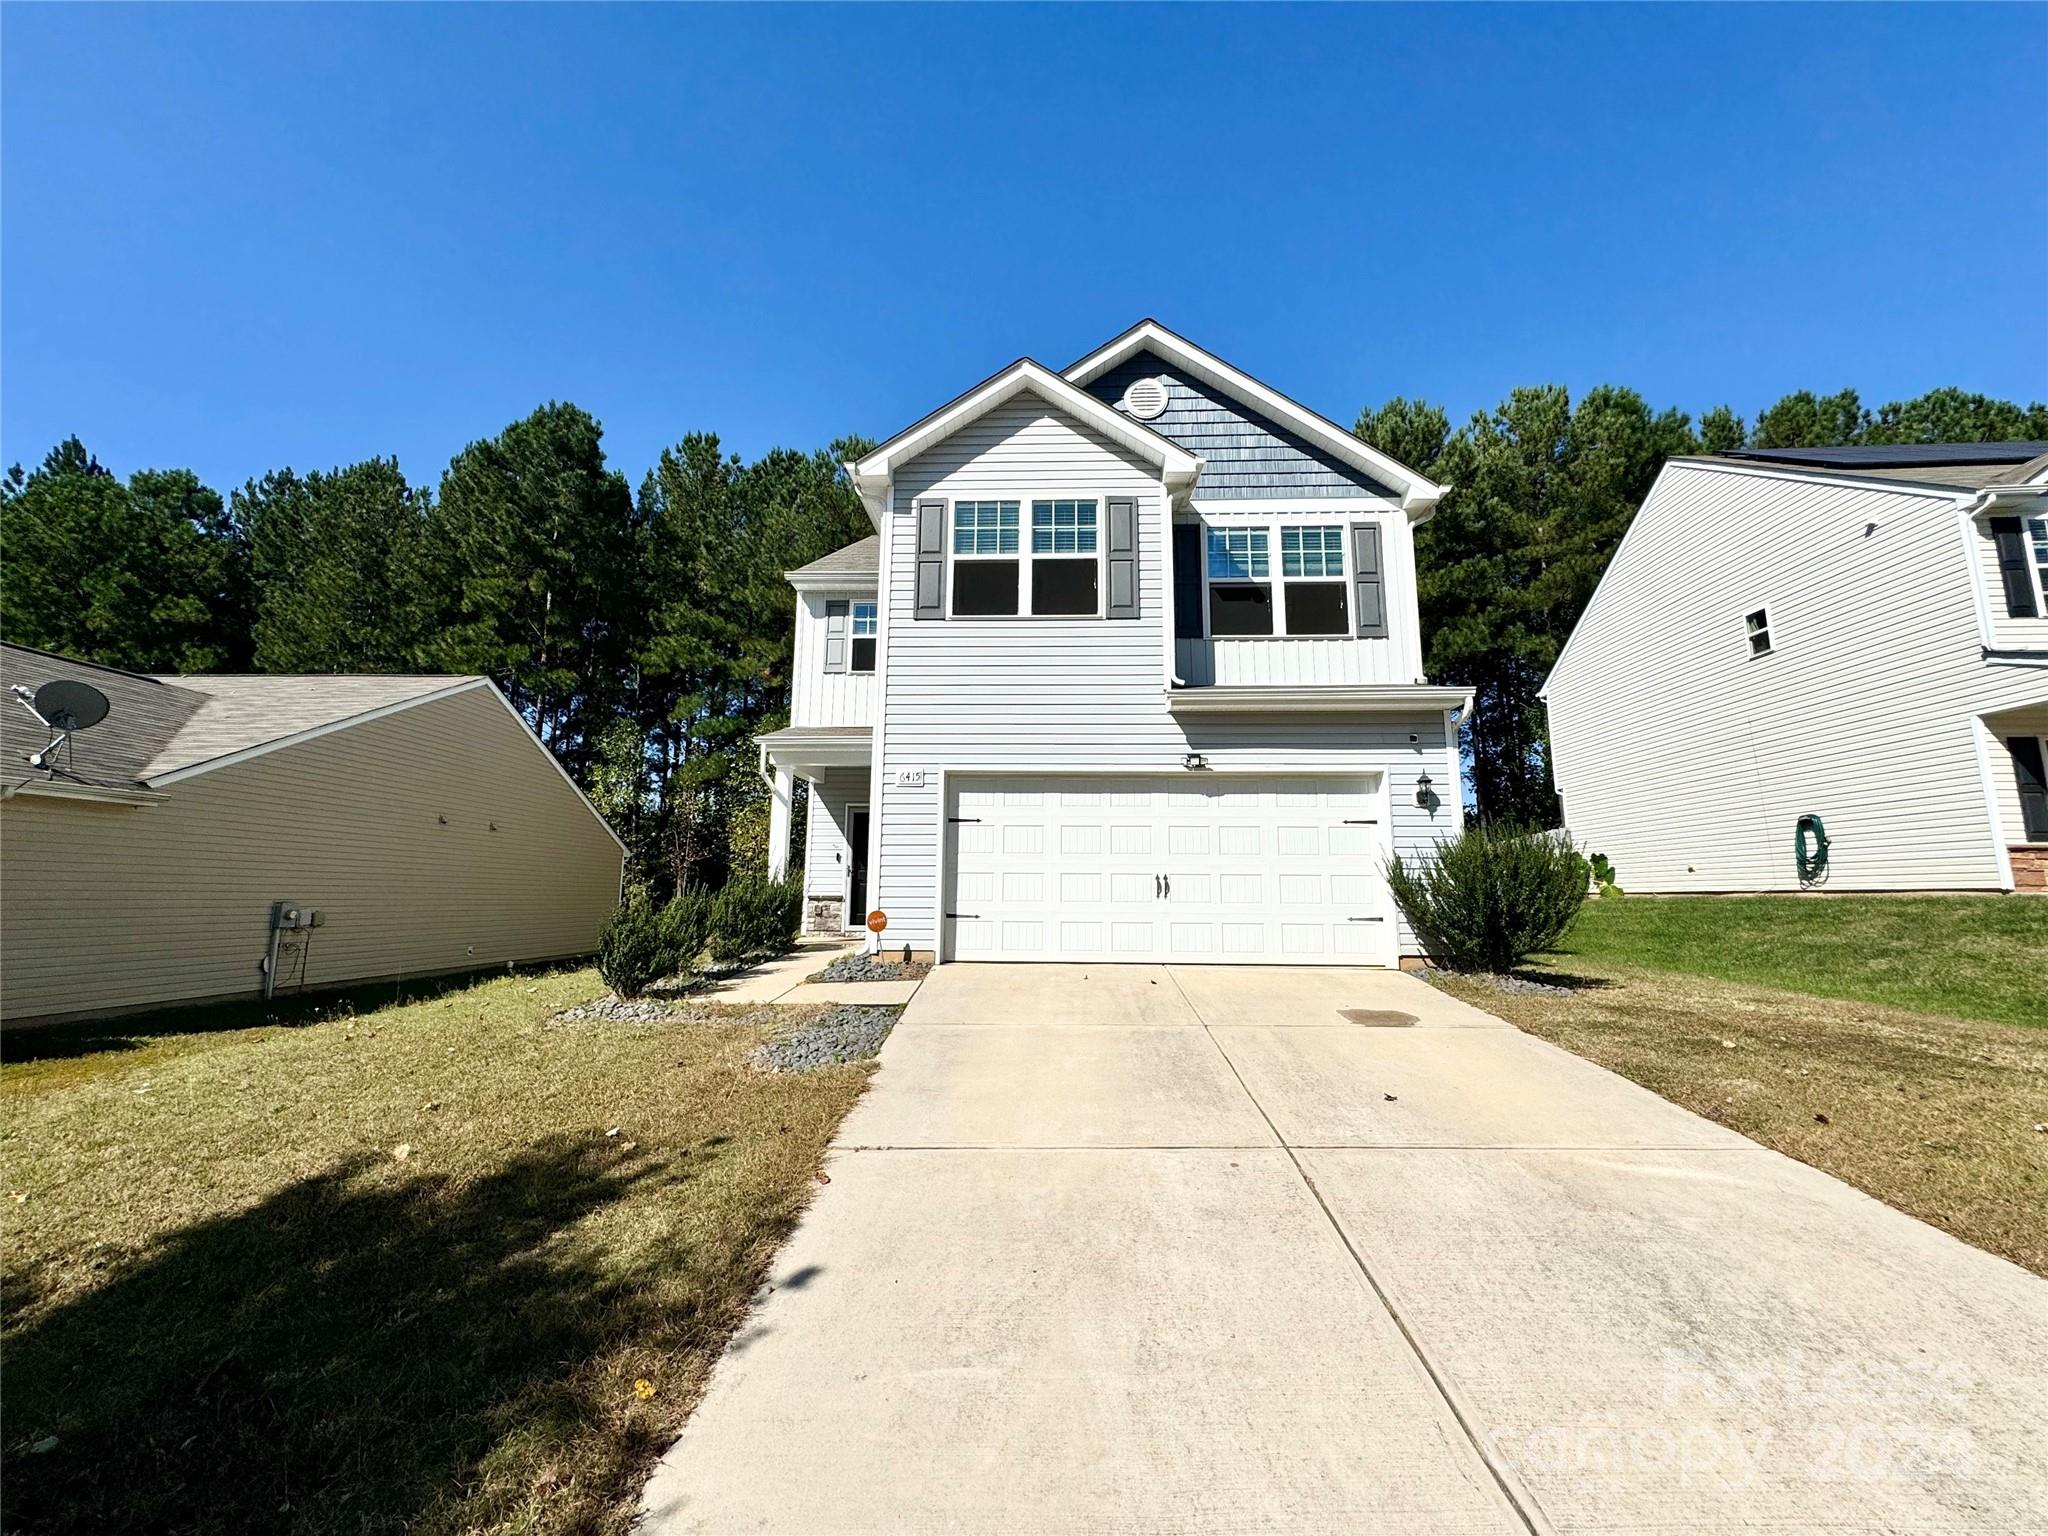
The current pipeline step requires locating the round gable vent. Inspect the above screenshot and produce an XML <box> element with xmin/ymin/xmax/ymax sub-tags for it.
<box><xmin>1119</xmin><ymin>375</ymin><xmax>1170</xmax><ymax>421</ymax></box>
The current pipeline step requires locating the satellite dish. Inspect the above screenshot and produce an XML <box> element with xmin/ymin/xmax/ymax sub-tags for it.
<box><xmin>32</xmin><ymin>679</ymin><xmax>110</xmax><ymax>732</ymax></box>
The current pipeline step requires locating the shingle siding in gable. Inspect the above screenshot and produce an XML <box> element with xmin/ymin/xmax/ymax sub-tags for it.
<box><xmin>1084</xmin><ymin>354</ymin><xmax>1395</xmax><ymax>500</ymax></box>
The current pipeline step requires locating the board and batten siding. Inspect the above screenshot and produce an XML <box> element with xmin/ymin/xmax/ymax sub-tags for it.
<box><xmin>1084</xmin><ymin>353</ymin><xmax>1395</xmax><ymax>500</ymax></box>
<box><xmin>0</xmin><ymin>686</ymin><xmax>623</xmax><ymax>1024</ymax></box>
<box><xmin>790</xmin><ymin>591</ymin><xmax>878</xmax><ymax>728</ymax></box>
<box><xmin>1545</xmin><ymin>462</ymin><xmax>2048</xmax><ymax>892</ymax></box>
<box><xmin>876</xmin><ymin>389</ymin><xmax>1454</xmax><ymax>955</ymax></box>
<box><xmin>802</xmin><ymin>766</ymin><xmax>867</xmax><ymax>929</ymax></box>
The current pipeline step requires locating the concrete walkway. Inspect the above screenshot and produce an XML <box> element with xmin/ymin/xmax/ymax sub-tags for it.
<box><xmin>686</xmin><ymin>937</ymin><xmax>922</xmax><ymax>1007</ymax></box>
<box><xmin>639</xmin><ymin>964</ymin><xmax>2048</xmax><ymax>1535</ymax></box>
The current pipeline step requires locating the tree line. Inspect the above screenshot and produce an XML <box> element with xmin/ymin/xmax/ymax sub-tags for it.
<box><xmin>4</xmin><ymin>381</ymin><xmax>2042</xmax><ymax>871</ymax></box>
<box><xmin>0</xmin><ymin>409</ymin><xmax>871</xmax><ymax>889</ymax></box>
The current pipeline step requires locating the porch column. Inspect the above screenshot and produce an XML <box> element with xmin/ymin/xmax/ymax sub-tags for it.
<box><xmin>766</xmin><ymin>765</ymin><xmax>794</xmax><ymax>882</ymax></box>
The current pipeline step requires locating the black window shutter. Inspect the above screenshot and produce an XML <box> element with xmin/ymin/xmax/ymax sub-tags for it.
<box><xmin>915</xmin><ymin>500</ymin><xmax>946</xmax><ymax>619</ymax></box>
<box><xmin>2010</xmin><ymin>736</ymin><xmax>2048</xmax><ymax>841</ymax></box>
<box><xmin>1990</xmin><ymin>517</ymin><xmax>2038</xmax><ymax>619</ymax></box>
<box><xmin>1172</xmin><ymin>522</ymin><xmax>1204</xmax><ymax>639</ymax></box>
<box><xmin>823</xmin><ymin>600</ymin><xmax>848</xmax><ymax>672</ymax></box>
<box><xmin>1105</xmin><ymin>497</ymin><xmax>1139</xmax><ymax>619</ymax></box>
<box><xmin>1351</xmin><ymin>522</ymin><xmax>1388</xmax><ymax>638</ymax></box>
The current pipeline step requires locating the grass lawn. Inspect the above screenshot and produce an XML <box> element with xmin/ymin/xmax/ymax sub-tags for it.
<box><xmin>1</xmin><ymin>967</ymin><xmax>872</xmax><ymax>1536</ymax></box>
<box><xmin>1435</xmin><ymin>894</ymin><xmax>2048</xmax><ymax>1278</ymax></box>
<box><xmin>1559</xmin><ymin>893</ymin><xmax>2047</xmax><ymax>1029</ymax></box>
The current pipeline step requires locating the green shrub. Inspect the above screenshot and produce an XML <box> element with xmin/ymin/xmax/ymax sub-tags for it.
<box><xmin>1384</xmin><ymin>823</ymin><xmax>1589</xmax><ymax>973</ymax></box>
<box><xmin>662</xmin><ymin>889</ymin><xmax>713</xmax><ymax>970</ymax></box>
<box><xmin>1588</xmin><ymin>851</ymin><xmax>1623</xmax><ymax>897</ymax></box>
<box><xmin>706</xmin><ymin>877</ymin><xmax>803</xmax><ymax>963</ymax></box>
<box><xmin>596</xmin><ymin>889</ymin><xmax>676</xmax><ymax>998</ymax></box>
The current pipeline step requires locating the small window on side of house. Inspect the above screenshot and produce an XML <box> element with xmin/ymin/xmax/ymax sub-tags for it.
<box><xmin>1745</xmin><ymin>609</ymin><xmax>1772</xmax><ymax>656</ymax></box>
<box><xmin>850</xmin><ymin>601</ymin><xmax>877</xmax><ymax>672</ymax></box>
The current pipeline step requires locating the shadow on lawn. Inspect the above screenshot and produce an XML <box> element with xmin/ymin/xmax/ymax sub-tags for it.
<box><xmin>3</xmin><ymin>1133</ymin><xmax>710</xmax><ymax>1535</ymax></box>
<box><xmin>1</xmin><ymin>962</ymin><xmax>584</xmax><ymax>1066</ymax></box>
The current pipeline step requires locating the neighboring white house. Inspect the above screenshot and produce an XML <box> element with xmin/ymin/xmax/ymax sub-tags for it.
<box><xmin>759</xmin><ymin>320</ymin><xmax>1471</xmax><ymax>967</ymax></box>
<box><xmin>1544</xmin><ymin>443</ymin><xmax>2048</xmax><ymax>894</ymax></box>
<box><xmin>1</xmin><ymin>645</ymin><xmax>626</xmax><ymax>1025</ymax></box>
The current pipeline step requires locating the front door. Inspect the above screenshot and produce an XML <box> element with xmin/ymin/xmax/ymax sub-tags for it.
<box><xmin>847</xmin><ymin>807</ymin><xmax>870</xmax><ymax>930</ymax></box>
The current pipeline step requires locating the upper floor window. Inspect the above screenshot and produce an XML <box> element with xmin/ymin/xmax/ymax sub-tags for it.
<box><xmin>1745</xmin><ymin>608</ymin><xmax>1772</xmax><ymax>656</ymax></box>
<box><xmin>1204</xmin><ymin>524</ymin><xmax>1349</xmax><ymax>636</ymax></box>
<box><xmin>850</xmin><ymin>601</ymin><xmax>877</xmax><ymax>672</ymax></box>
<box><xmin>1990</xmin><ymin>514</ymin><xmax>2047</xmax><ymax>619</ymax></box>
<box><xmin>2031</xmin><ymin>518</ymin><xmax>2048</xmax><ymax>608</ymax></box>
<box><xmin>950</xmin><ymin>497</ymin><xmax>1099</xmax><ymax>617</ymax></box>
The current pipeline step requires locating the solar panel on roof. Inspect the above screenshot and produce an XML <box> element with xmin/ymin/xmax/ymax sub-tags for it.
<box><xmin>1720</xmin><ymin>442</ymin><xmax>2048</xmax><ymax>469</ymax></box>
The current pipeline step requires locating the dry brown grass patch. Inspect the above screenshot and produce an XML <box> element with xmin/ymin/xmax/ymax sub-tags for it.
<box><xmin>1437</xmin><ymin>963</ymin><xmax>2048</xmax><ymax>1277</ymax></box>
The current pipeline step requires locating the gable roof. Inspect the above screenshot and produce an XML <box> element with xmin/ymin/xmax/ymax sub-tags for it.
<box><xmin>139</xmin><ymin>673</ymin><xmax>476</xmax><ymax>781</ymax></box>
<box><xmin>848</xmin><ymin>356</ymin><xmax>1203</xmax><ymax>522</ymax></box>
<box><xmin>1715</xmin><ymin>442</ymin><xmax>2048</xmax><ymax>492</ymax></box>
<box><xmin>1</xmin><ymin>646</ymin><xmax>205</xmax><ymax>797</ymax></box>
<box><xmin>1062</xmin><ymin>319</ymin><xmax>1446</xmax><ymax>518</ymax></box>
<box><xmin>785</xmin><ymin>535</ymin><xmax>880</xmax><ymax>588</ymax></box>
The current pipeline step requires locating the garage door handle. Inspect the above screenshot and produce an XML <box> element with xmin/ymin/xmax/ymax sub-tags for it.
<box><xmin>1154</xmin><ymin>874</ymin><xmax>1162</xmax><ymax>898</ymax></box>
<box><xmin>1162</xmin><ymin>875</ymin><xmax>1171</xmax><ymax>898</ymax></box>
<box><xmin>1343</xmin><ymin>819</ymin><xmax>1378</xmax><ymax>825</ymax></box>
<box><xmin>1348</xmin><ymin>915</ymin><xmax>1385</xmax><ymax>922</ymax></box>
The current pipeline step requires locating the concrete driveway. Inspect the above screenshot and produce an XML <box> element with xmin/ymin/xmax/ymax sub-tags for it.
<box><xmin>639</xmin><ymin>965</ymin><xmax>2048</xmax><ymax>1535</ymax></box>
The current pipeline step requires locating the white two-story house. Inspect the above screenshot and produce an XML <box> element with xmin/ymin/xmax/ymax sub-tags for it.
<box><xmin>1545</xmin><ymin>442</ymin><xmax>2048</xmax><ymax>893</ymax></box>
<box><xmin>759</xmin><ymin>320</ymin><xmax>1470</xmax><ymax>967</ymax></box>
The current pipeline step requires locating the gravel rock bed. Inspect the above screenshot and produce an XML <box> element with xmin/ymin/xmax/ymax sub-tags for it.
<box><xmin>1443</xmin><ymin>971</ymin><xmax>1574</xmax><ymax>997</ymax></box>
<box><xmin>752</xmin><ymin>1005</ymin><xmax>900</xmax><ymax>1073</ymax></box>
<box><xmin>811</xmin><ymin>952</ymin><xmax>931</xmax><ymax>983</ymax></box>
<box><xmin>552</xmin><ymin>996</ymin><xmax>679</xmax><ymax>1024</ymax></box>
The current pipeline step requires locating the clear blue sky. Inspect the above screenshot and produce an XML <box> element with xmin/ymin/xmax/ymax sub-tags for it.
<box><xmin>5</xmin><ymin>3</ymin><xmax>2045</xmax><ymax>497</ymax></box>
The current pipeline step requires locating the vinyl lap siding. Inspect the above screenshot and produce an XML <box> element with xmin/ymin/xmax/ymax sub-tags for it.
<box><xmin>791</xmin><ymin>592</ymin><xmax>878</xmax><ymax>727</ymax></box>
<box><xmin>1084</xmin><ymin>354</ymin><xmax>1394</xmax><ymax>500</ymax></box>
<box><xmin>802</xmin><ymin>767</ymin><xmax>866</xmax><ymax>921</ymax></box>
<box><xmin>1973</xmin><ymin>514</ymin><xmax>2048</xmax><ymax>653</ymax></box>
<box><xmin>1546</xmin><ymin>464</ymin><xmax>2048</xmax><ymax>892</ymax></box>
<box><xmin>1987</xmin><ymin>704</ymin><xmax>2048</xmax><ymax>847</ymax></box>
<box><xmin>877</xmin><ymin>391</ymin><xmax>1452</xmax><ymax>953</ymax></box>
<box><xmin>0</xmin><ymin>687</ymin><xmax>622</xmax><ymax>1023</ymax></box>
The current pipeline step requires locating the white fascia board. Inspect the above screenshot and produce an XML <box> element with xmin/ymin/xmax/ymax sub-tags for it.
<box><xmin>786</xmin><ymin>573</ymin><xmax>880</xmax><ymax>595</ymax></box>
<box><xmin>1664</xmin><ymin>456</ymin><xmax>1977</xmax><ymax>503</ymax></box>
<box><xmin>852</xmin><ymin>359</ymin><xmax>1201</xmax><ymax>498</ymax></box>
<box><xmin>1062</xmin><ymin>320</ymin><xmax>1445</xmax><ymax>518</ymax></box>
<box><xmin>0</xmin><ymin>778</ymin><xmax>165</xmax><ymax>807</ymax></box>
<box><xmin>1166</xmin><ymin>684</ymin><xmax>1473</xmax><ymax>716</ymax></box>
<box><xmin>145</xmin><ymin>677</ymin><xmax>489</xmax><ymax>786</ymax></box>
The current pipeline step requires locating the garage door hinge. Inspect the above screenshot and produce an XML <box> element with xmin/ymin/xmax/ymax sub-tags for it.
<box><xmin>945</xmin><ymin>912</ymin><xmax>979</xmax><ymax>920</ymax></box>
<box><xmin>947</xmin><ymin>816</ymin><xmax>981</xmax><ymax>824</ymax></box>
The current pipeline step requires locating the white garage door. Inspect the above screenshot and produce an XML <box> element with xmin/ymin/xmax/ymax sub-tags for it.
<box><xmin>946</xmin><ymin>774</ymin><xmax>1395</xmax><ymax>966</ymax></box>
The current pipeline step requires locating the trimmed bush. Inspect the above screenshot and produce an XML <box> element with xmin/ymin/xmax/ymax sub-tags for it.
<box><xmin>707</xmin><ymin>877</ymin><xmax>803</xmax><ymax>963</ymax></box>
<box><xmin>1384</xmin><ymin>823</ymin><xmax>1589</xmax><ymax>973</ymax></box>
<box><xmin>596</xmin><ymin>889</ymin><xmax>676</xmax><ymax>998</ymax></box>
<box><xmin>662</xmin><ymin>889</ymin><xmax>714</xmax><ymax>971</ymax></box>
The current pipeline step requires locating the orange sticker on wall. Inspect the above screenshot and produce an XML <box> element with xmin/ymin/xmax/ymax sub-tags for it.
<box><xmin>866</xmin><ymin>910</ymin><xmax>888</xmax><ymax>933</ymax></box>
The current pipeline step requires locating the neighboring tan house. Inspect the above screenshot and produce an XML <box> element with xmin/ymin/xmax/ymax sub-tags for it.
<box><xmin>1544</xmin><ymin>443</ymin><xmax>2048</xmax><ymax>894</ymax></box>
<box><xmin>0</xmin><ymin>645</ymin><xmax>624</xmax><ymax>1025</ymax></box>
<box><xmin>760</xmin><ymin>319</ymin><xmax>1471</xmax><ymax>967</ymax></box>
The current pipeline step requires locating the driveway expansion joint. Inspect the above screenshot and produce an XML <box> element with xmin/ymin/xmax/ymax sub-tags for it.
<box><xmin>1164</xmin><ymin>965</ymin><xmax>1553</xmax><ymax>1536</ymax></box>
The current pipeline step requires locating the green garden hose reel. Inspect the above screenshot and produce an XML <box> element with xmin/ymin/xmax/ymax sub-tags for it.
<box><xmin>1794</xmin><ymin>813</ymin><xmax>1830</xmax><ymax>885</ymax></box>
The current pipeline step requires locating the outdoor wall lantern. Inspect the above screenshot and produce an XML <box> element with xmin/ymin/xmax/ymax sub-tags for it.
<box><xmin>1183</xmin><ymin>752</ymin><xmax>1208</xmax><ymax>771</ymax></box>
<box><xmin>1414</xmin><ymin>771</ymin><xmax>1435</xmax><ymax>807</ymax></box>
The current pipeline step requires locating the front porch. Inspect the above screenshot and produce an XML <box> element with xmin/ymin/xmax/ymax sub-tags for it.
<box><xmin>1981</xmin><ymin>702</ymin><xmax>2048</xmax><ymax>891</ymax></box>
<box><xmin>759</xmin><ymin>726</ymin><xmax>873</xmax><ymax>934</ymax></box>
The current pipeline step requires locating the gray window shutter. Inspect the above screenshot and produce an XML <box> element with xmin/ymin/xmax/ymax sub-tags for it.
<box><xmin>823</xmin><ymin>600</ymin><xmax>849</xmax><ymax>673</ymax></box>
<box><xmin>915</xmin><ymin>500</ymin><xmax>946</xmax><ymax>619</ymax></box>
<box><xmin>1351</xmin><ymin>522</ymin><xmax>1387</xmax><ymax>638</ymax></box>
<box><xmin>1105</xmin><ymin>497</ymin><xmax>1139</xmax><ymax>619</ymax></box>
<box><xmin>1171</xmin><ymin>522</ymin><xmax>1204</xmax><ymax>639</ymax></box>
<box><xmin>2011</xmin><ymin>736</ymin><xmax>2048</xmax><ymax>841</ymax></box>
<box><xmin>1990</xmin><ymin>517</ymin><xmax>2038</xmax><ymax>619</ymax></box>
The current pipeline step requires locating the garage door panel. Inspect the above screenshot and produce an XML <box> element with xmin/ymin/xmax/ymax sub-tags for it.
<box><xmin>948</xmin><ymin>774</ymin><xmax>1393</xmax><ymax>967</ymax></box>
